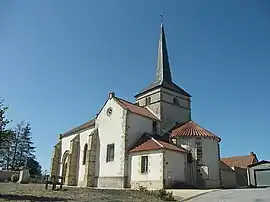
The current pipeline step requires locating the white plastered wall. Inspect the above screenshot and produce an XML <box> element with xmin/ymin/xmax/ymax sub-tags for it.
<box><xmin>130</xmin><ymin>150</ymin><xmax>164</xmax><ymax>190</ymax></box>
<box><xmin>95</xmin><ymin>97</ymin><xmax>126</xmax><ymax>188</ymax></box>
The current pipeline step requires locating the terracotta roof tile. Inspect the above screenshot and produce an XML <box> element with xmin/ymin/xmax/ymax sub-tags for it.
<box><xmin>129</xmin><ymin>138</ymin><xmax>186</xmax><ymax>153</ymax></box>
<box><xmin>62</xmin><ymin>119</ymin><xmax>95</xmax><ymax>138</ymax></box>
<box><xmin>116</xmin><ymin>98</ymin><xmax>159</xmax><ymax>120</ymax></box>
<box><xmin>221</xmin><ymin>153</ymin><xmax>258</xmax><ymax>169</ymax></box>
<box><xmin>171</xmin><ymin>121</ymin><xmax>221</xmax><ymax>142</ymax></box>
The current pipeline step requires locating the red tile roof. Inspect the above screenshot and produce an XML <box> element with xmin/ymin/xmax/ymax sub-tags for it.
<box><xmin>116</xmin><ymin>98</ymin><xmax>159</xmax><ymax>120</ymax></box>
<box><xmin>221</xmin><ymin>153</ymin><xmax>258</xmax><ymax>169</ymax></box>
<box><xmin>129</xmin><ymin>137</ymin><xmax>186</xmax><ymax>153</ymax></box>
<box><xmin>171</xmin><ymin>121</ymin><xmax>221</xmax><ymax>142</ymax></box>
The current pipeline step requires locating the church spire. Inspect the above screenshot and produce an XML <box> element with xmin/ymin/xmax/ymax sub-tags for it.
<box><xmin>134</xmin><ymin>19</ymin><xmax>191</xmax><ymax>98</ymax></box>
<box><xmin>155</xmin><ymin>22</ymin><xmax>172</xmax><ymax>84</ymax></box>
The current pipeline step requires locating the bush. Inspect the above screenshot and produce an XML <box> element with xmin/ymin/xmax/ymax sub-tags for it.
<box><xmin>138</xmin><ymin>186</ymin><xmax>175</xmax><ymax>201</ymax></box>
<box><xmin>155</xmin><ymin>189</ymin><xmax>175</xmax><ymax>201</ymax></box>
<box><xmin>11</xmin><ymin>173</ymin><xmax>19</xmax><ymax>182</ymax></box>
<box><xmin>138</xmin><ymin>186</ymin><xmax>148</xmax><ymax>192</ymax></box>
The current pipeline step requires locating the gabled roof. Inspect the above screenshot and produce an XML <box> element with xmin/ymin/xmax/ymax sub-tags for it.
<box><xmin>170</xmin><ymin>121</ymin><xmax>221</xmax><ymax>142</ymax></box>
<box><xmin>61</xmin><ymin>119</ymin><xmax>95</xmax><ymax>138</ymax></box>
<box><xmin>115</xmin><ymin>97</ymin><xmax>159</xmax><ymax>121</ymax></box>
<box><xmin>221</xmin><ymin>152</ymin><xmax>258</xmax><ymax>169</ymax></box>
<box><xmin>129</xmin><ymin>133</ymin><xmax>186</xmax><ymax>153</ymax></box>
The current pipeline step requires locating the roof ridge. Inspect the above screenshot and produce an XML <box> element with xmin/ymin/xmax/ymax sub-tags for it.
<box><xmin>62</xmin><ymin>118</ymin><xmax>96</xmax><ymax>137</ymax></box>
<box><xmin>145</xmin><ymin>133</ymin><xmax>163</xmax><ymax>148</ymax></box>
<box><xmin>118</xmin><ymin>97</ymin><xmax>146</xmax><ymax>109</ymax></box>
<box><xmin>151</xmin><ymin>137</ymin><xmax>164</xmax><ymax>148</ymax></box>
<box><xmin>221</xmin><ymin>155</ymin><xmax>251</xmax><ymax>159</ymax></box>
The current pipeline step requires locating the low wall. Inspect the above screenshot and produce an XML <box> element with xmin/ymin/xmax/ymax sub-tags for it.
<box><xmin>0</xmin><ymin>170</ymin><xmax>17</xmax><ymax>182</ymax></box>
<box><xmin>221</xmin><ymin>170</ymin><xmax>237</xmax><ymax>188</ymax></box>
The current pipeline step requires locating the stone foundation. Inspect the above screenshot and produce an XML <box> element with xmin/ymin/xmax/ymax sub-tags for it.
<box><xmin>98</xmin><ymin>177</ymin><xmax>125</xmax><ymax>188</ymax></box>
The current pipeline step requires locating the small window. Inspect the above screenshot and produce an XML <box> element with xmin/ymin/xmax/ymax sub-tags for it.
<box><xmin>141</xmin><ymin>156</ymin><xmax>148</xmax><ymax>173</ymax></box>
<box><xmin>173</xmin><ymin>97</ymin><xmax>179</xmax><ymax>105</ymax></box>
<box><xmin>82</xmin><ymin>144</ymin><xmax>88</xmax><ymax>165</ymax></box>
<box><xmin>145</xmin><ymin>97</ymin><xmax>151</xmax><ymax>105</ymax></box>
<box><xmin>152</xmin><ymin>121</ymin><xmax>157</xmax><ymax>133</ymax></box>
<box><xmin>106</xmin><ymin>144</ymin><xmax>115</xmax><ymax>162</ymax></box>
<box><xmin>107</xmin><ymin>107</ymin><xmax>113</xmax><ymax>116</ymax></box>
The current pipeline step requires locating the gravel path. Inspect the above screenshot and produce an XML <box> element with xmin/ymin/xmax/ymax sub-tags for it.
<box><xmin>189</xmin><ymin>188</ymin><xmax>270</xmax><ymax>202</ymax></box>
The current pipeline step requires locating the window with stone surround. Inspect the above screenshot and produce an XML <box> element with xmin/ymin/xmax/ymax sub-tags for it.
<box><xmin>141</xmin><ymin>156</ymin><xmax>148</xmax><ymax>173</ymax></box>
<box><xmin>82</xmin><ymin>144</ymin><xmax>88</xmax><ymax>165</ymax></box>
<box><xmin>106</xmin><ymin>144</ymin><xmax>115</xmax><ymax>162</ymax></box>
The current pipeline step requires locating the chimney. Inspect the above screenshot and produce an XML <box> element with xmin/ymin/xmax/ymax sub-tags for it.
<box><xmin>109</xmin><ymin>92</ymin><xmax>115</xmax><ymax>99</ymax></box>
<box><xmin>250</xmin><ymin>152</ymin><xmax>255</xmax><ymax>156</ymax></box>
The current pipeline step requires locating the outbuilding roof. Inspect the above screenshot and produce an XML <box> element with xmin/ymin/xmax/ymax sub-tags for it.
<box><xmin>129</xmin><ymin>133</ymin><xmax>186</xmax><ymax>153</ymax></box>
<box><xmin>221</xmin><ymin>152</ymin><xmax>258</xmax><ymax>169</ymax></box>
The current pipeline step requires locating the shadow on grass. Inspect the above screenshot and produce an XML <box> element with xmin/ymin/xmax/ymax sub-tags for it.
<box><xmin>0</xmin><ymin>194</ymin><xmax>70</xmax><ymax>201</ymax></box>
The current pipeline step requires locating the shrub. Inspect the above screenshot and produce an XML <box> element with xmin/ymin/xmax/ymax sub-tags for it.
<box><xmin>11</xmin><ymin>173</ymin><xmax>19</xmax><ymax>182</ymax></box>
<box><xmin>138</xmin><ymin>186</ymin><xmax>148</xmax><ymax>192</ymax></box>
<box><xmin>155</xmin><ymin>189</ymin><xmax>175</xmax><ymax>201</ymax></box>
<box><xmin>138</xmin><ymin>186</ymin><xmax>175</xmax><ymax>201</ymax></box>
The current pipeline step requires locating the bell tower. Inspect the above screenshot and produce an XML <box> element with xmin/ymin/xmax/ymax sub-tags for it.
<box><xmin>134</xmin><ymin>22</ymin><xmax>191</xmax><ymax>134</ymax></box>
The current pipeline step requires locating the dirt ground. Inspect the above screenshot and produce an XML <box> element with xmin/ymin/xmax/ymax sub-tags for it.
<box><xmin>0</xmin><ymin>183</ymin><xmax>167</xmax><ymax>202</ymax></box>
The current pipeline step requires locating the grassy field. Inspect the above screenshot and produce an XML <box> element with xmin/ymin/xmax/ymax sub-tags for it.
<box><xmin>0</xmin><ymin>183</ymin><xmax>169</xmax><ymax>202</ymax></box>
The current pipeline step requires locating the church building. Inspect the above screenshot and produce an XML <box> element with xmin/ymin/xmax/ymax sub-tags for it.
<box><xmin>50</xmin><ymin>22</ymin><xmax>222</xmax><ymax>189</ymax></box>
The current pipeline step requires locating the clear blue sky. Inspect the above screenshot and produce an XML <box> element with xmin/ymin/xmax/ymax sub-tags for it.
<box><xmin>1</xmin><ymin>0</ymin><xmax>270</xmax><ymax>171</ymax></box>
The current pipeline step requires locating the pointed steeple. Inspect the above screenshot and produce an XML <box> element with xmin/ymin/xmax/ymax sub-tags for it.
<box><xmin>156</xmin><ymin>23</ymin><xmax>172</xmax><ymax>83</ymax></box>
<box><xmin>134</xmin><ymin>21</ymin><xmax>191</xmax><ymax>98</ymax></box>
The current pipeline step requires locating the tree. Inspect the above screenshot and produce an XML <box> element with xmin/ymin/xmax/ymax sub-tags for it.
<box><xmin>0</xmin><ymin>98</ymin><xmax>41</xmax><ymax>173</ymax></box>
<box><xmin>27</xmin><ymin>157</ymin><xmax>42</xmax><ymax>176</ymax></box>
<box><xmin>10</xmin><ymin>122</ymin><xmax>36</xmax><ymax>170</ymax></box>
<box><xmin>0</xmin><ymin>99</ymin><xmax>11</xmax><ymax>169</ymax></box>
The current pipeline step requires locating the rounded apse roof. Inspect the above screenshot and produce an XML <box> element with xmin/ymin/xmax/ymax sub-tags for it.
<box><xmin>171</xmin><ymin>121</ymin><xmax>221</xmax><ymax>142</ymax></box>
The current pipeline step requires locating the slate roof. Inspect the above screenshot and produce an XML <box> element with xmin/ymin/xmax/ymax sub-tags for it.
<box><xmin>115</xmin><ymin>97</ymin><xmax>159</xmax><ymax>120</ymax></box>
<box><xmin>134</xmin><ymin>23</ymin><xmax>190</xmax><ymax>98</ymax></box>
<box><xmin>61</xmin><ymin>119</ymin><xmax>95</xmax><ymax>138</ymax></box>
<box><xmin>135</xmin><ymin>80</ymin><xmax>191</xmax><ymax>98</ymax></box>
<box><xmin>170</xmin><ymin>121</ymin><xmax>221</xmax><ymax>142</ymax></box>
<box><xmin>221</xmin><ymin>153</ymin><xmax>258</xmax><ymax>169</ymax></box>
<box><xmin>129</xmin><ymin>133</ymin><xmax>186</xmax><ymax>153</ymax></box>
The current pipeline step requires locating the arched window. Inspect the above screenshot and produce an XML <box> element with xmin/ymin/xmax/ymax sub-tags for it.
<box><xmin>82</xmin><ymin>144</ymin><xmax>88</xmax><ymax>165</ymax></box>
